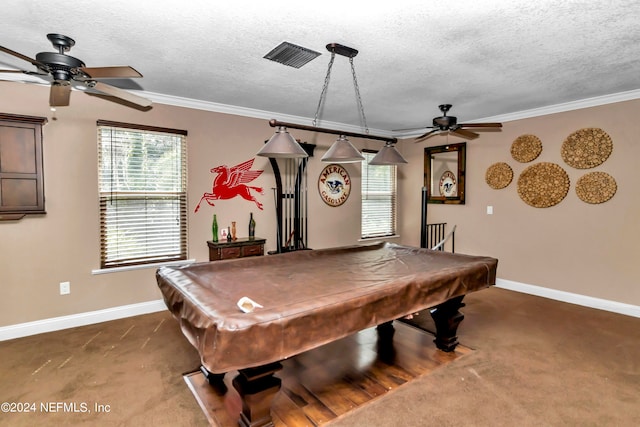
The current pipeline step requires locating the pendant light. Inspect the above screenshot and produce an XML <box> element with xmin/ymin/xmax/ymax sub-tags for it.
<box><xmin>322</xmin><ymin>135</ymin><xmax>364</xmax><ymax>163</ymax></box>
<box><xmin>369</xmin><ymin>142</ymin><xmax>408</xmax><ymax>165</ymax></box>
<box><xmin>257</xmin><ymin>126</ymin><xmax>308</xmax><ymax>158</ymax></box>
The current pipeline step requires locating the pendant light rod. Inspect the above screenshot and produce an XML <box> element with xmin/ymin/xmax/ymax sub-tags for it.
<box><xmin>268</xmin><ymin>119</ymin><xmax>397</xmax><ymax>144</ymax></box>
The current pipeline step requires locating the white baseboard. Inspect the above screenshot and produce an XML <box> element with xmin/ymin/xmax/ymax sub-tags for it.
<box><xmin>496</xmin><ymin>278</ymin><xmax>640</xmax><ymax>318</ymax></box>
<box><xmin>0</xmin><ymin>299</ymin><xmax>167</xmax><ymax>341</ymax></box>
<box><xmin>2</xmin><ymin>279</ymin><xmax>638</xmax><ymax>341</ymax></box>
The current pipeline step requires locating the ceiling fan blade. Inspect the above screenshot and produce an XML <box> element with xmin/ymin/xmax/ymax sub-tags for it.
<box><xmin>81</xmin><ymin>66</ymin><xmax>142</xmax><ymax>79</ymax></box>
<box><xmin>0</xmin><ymin>68</ymin><xmax>49</xmax><ymax>78</ymax></box>
<box><xmin>50</xmin><ymin>82</ymin><xmax>71</xmax><ymax>107</ymax></box>
<box><xmin>393</xmin><ymin>126</ymin><xmax>431</xmax><ymax>132</ymax></box>
<box><xmin>450</xmin><ymin>128</ymin><xmax>479</xmax><ymax>139</ymax></box>
<box><xmin>458</xmin><ymin>123</ymin><xmax>503</xmax><ymax>128</ymax></box>
<box><xmin>90</xmin><ymin>81</ymin><xmax>152</xmax><ymax>107</ymax></box>
<box><xmin>0</xmin><ymin>69</ymin><xmax>29</xmax><ymax>73</ymax></box>
<box><xmin>415</xmin><ymin>129</ymin><xmax>440</xmax><ymax>141</ymax></box>
<box><xmin>0</xmin><ymin>45</ymin><xmax>46</xmax><ymax>69</ymax></box>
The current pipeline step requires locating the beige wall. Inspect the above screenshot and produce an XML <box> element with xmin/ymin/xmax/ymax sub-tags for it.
<box><xmin>1</xmin><ymin>81</ymin><xmax>638</xmax><ymax>328</ymax></box>
<box><xmin>398</xmin><ymin>99</ymin><xmax>640</xmax><ymax>306</ymax></box>
<box><xmin>0</xmin><ymin>82</ymin><xmax>398</xmax><ymax>327</ymax></box>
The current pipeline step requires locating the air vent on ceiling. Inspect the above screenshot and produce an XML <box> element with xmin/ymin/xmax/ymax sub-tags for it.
<box><xmin>263</xmin><ymin>42</ymin><xmax>321</xmax><ymax>68</ymax></box>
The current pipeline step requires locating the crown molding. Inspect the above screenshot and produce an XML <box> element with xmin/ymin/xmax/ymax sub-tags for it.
<box><xmin>4</xmin><ymin>77</ymin><xmax>639</xmax><ymax>136</ymax></box>
<box><xmin>144</xmin><ymin>88</ymin><xmax>640</xmax><ymax>139</ymax></box>
<box><xmin>142</xmin><ymin>90</ymin><xmax>395</xmax><ymax>138</ymax></box>
<box><xmin>470</xmin><ymin>88</ymin><xmax>640</xmax><ymax>124</ymax></box>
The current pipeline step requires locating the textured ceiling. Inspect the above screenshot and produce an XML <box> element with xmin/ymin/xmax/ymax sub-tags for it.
<box><xmin>2</xmin><ymin>0</ymin><xmax>640</xmax><ymax>137</ymax></box>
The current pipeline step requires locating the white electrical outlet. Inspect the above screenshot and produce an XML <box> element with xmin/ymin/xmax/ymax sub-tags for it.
<box><xmin>60</xmin><ymin>281</ymin><xmax>71</xmax><ymax>295</ymax></box>
<box><xmin>487</xmin><ymin>206</ymin><xmax>494</xmax><ymax>215</ymax></box>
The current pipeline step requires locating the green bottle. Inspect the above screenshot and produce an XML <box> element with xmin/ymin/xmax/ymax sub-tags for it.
<box><xmin>248</xmin><ymin>212</ymin><xmax>256</xmax><ymax>239</ymax></box>
<box><xmin>212</xmin><ymin>214</ymin><xmax>218</xmax><ymax>242</ymax></box>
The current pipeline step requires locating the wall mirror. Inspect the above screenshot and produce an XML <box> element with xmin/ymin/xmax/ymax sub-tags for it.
<box><xmin>424</xmin><ymin>142</ymin><xmax>466</xmax><ymax>204</ymax></box>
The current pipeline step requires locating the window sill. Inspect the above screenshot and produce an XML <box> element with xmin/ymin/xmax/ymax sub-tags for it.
<box><xmin>358</xmin><ymin>235</ymin><xmax>400</xmax><ymax>242</ymax></box>
<box><xmin>91</xmin><ymin>258</ymin><xmax>196</xmax><ymax>275</ymax></box>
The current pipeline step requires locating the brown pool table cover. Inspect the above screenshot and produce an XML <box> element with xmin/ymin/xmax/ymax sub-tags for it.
<box><xmin>156</xmin><ymin>242</ymin><xmax>498</xmax><ymax>373</ymax></box>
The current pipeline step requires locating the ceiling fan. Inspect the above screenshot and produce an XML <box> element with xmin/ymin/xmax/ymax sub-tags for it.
<box><xmin>398</xmin><ymin>104</ymin><xmax>502</xmax><ymax>141</ymax></box>
<box><xmin>0</xmin><ymin>33</ymin><xmax>151</xmax><ymax>108</ymax></box>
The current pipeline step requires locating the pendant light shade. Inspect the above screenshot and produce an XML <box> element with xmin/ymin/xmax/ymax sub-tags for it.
<box><xmin>321</xmin><ymin>135</ymin><xmax>365</xmax><ymax>163</ymax></box>
<box><xmin>257</xmin><ymin>126</ymin><xmax>308</xmax><ymax>158</ymax></box>
<box><xmin>369</xmin><ymin>143</ymin><xmax>408</xmax><ymax>165</ymax></box>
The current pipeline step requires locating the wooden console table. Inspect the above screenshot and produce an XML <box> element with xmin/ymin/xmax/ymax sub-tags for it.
<box><xmin>207</xmin><ymin>237</ymin><xmax>266</xmax><ymax>261</ymax></box>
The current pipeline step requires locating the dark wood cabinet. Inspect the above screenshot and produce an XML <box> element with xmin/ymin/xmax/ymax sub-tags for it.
<box><xmin>207</xmin><ymin>238</ymin><xmax>266</xmax><ymax>261</ymax></box>
<box><xmin>0</xmin><ymin>113</ymin><xmax>47</xmax><ymax>220</ymax></box>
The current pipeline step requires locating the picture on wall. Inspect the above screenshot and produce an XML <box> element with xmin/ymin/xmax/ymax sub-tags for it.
<box><xmin>195</xmin><ymin>158</ymin><xmax>264</xmax><ymax>212</ymax></box>
<box><xmin>318</xmin><ymin>164</ymin><xmax>351</xmax><ymax>207</ymax></box>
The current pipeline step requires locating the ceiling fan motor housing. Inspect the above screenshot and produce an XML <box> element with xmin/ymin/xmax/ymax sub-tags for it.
<box><xmin>433</xmin><ymin>104</ymin><xmax>456</xmax><ymax>129</ymax></box>
<box><xmin>433</xmin><ymin>115</ymin><xmax>457</xmax><ymax>128</ymax></box>
<box><xmin>35</xmin><ymin>51</ymin><xmax>85</xmax><ymax>82</ymax></box>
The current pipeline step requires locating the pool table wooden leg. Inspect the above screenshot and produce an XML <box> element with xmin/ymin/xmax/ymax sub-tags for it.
<box><xmin>376</xmin><ymin>321</ymin><xmax>397</xmax><ymax>362</ymax></box>
<box><xmin>430</xmin><ymin>295</ymin><xmax>466</xmax><ymax>352</ymax></box>
<box><xmin>200</xmin><ymin>366</ymin><xmax>228</xmax><ymax>394</ymax></box>
<box><xmin>232</xmin><ymin>362</ymin><xmax>283</xmax><ymax>427</ymax></box>
<box><xmin>376</xmin><ymin>320</ymin><xmax>395</xmax><ymax>337</ymax></box>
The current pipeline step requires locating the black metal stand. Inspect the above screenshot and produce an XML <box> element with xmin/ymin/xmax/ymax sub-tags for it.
<box><xmin>420</xmin><ymin>187</ymin><xmax>428</xmax><ymax>248</ymax></box>
<box><xmin>267</xmin><ymin>143</ymin><xmax>315</xmax><ymax>253</ymax></box>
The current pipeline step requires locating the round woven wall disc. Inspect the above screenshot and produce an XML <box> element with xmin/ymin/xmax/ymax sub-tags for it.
<box><xmin>561</xmin><ymin>128</ymin><xmax>612</xmax><ymax>169</ymax></box>
<box><xmin>511</xmin><ymin>134</ymin><xmax>542</xmax><ymax>163</ymax></box>
<box><xmin>575</xmin><ymin>172</ymin><xmax>617</xmax><ymax>204</ymax></box>
<box><xmin>485</xmin><ymin>162</ymin><xmax>513</xmax><ymax>189</ymax></box>
<box><xmin>517</xmin><ymin>162</ymin><xmax>570</xmax><ymax>208</ymax></box>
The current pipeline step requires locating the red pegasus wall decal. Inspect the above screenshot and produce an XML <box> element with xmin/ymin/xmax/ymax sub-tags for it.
<box><xmin>195</xmin><ymin>158</ymin><xmax>264</xmax><ymax>212</ymax></box>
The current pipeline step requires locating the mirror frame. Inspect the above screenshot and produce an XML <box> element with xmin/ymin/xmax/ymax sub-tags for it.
<box><xmin>424</xmin><ymin>142</ymin><xmax>466</xmax><ymax>204</ymax></box>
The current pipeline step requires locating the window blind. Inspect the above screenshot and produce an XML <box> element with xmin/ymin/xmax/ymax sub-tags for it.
<box><xmin>361</xmin><ymin>150</ymin><xmax>397</xmax><ymax>238</ymax></box>
<box><xmin>97</xmin><ymin>121</ymin><xmax>187</xmax><ymax>268</ymax></box>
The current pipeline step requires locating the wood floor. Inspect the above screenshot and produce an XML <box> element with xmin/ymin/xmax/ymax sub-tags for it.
<box><xmin>184</xmin><ymin>320</ymin><xmax>473</xmax><ymax>426</ymax></box>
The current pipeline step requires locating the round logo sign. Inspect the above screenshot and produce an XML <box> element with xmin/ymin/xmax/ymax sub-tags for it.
<box><xmin>318</xmin><ymin>164</ymin><xmax>351</xmax><ymax>207</ymax></box>
<box><xmin>439</xmin><ymin>170</ymin><xmax>457</xmax><ymax>197</ymax></box>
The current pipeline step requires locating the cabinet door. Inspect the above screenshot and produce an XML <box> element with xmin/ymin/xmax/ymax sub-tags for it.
<box><xmin>0</xmin><ymin>114</ymin><xmax>47</xmax><ymax>219</ymax></box>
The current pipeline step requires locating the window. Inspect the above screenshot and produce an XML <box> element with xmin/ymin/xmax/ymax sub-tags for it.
<box><xmin>361</xmin><ymin>150</ymin><xmax>397</xmax><ymax>238</ymax></box>
<box><xmin>97</xmin><ymin>120</ymin><xmax>187</xmax><ymax>269</ymax></box>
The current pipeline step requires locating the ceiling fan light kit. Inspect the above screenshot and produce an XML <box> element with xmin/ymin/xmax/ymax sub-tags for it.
<box><xmin>261</xmin><ymin>43</ymin><xmax>406</xmax><ymax>165</ymax></box>
<box><xmin>0</xmin><ymin>33</ymin><xmax>151</xmax><ymax>108</ymax></box>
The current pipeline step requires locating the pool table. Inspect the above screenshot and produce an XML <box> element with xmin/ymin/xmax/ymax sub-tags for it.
<box><xmin>157</xmin><ymin>242</ymin><xmax>497</xmax><ymax>427</ymax></box>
